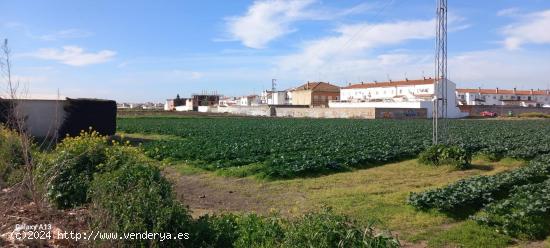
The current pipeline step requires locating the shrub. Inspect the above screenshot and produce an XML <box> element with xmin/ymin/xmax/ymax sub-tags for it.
<box><xmin>191</xmin><ymin>214</ymin><xmax>241</xmax><ymax>248</ymax></box>
<box><xmin>38</xmin><ymin>130</ymin><xmax>109</xmax><ymax>209</ymax></box>
<box><xmin>418</xmin><ymin>144</ymin><xmax>472</xmax><ymax>170</ymax></box>
<box><xmin>0</xmin><ymin>126</ymin><xmax>24</xmax><ymax>188</ymax></box>
<box><xmin>89</xmin><ymin>162</ymin><xmax>193</xmax><ymax>247</ymax></box>
<box><xmin>474</xmin><ymin>179</ymin><xmax>550</xmax><ymax>240</ymax></box>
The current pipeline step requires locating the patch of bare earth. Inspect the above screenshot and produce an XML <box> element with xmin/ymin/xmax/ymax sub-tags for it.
<box><xmin>0</xmin><ymin>187</ymin><xmax>88</xmax><ymax>247</ymax></box>
<box><xmin>164</xmin><ymin>167</ymin><xmax>307</xmax><ymax>218</ymax></box>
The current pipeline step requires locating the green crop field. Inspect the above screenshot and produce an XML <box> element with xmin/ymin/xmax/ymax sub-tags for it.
<box><xmin>117</xmin><ymin>117</ymin><xmax>550</xmax><ymax>246</ymax></box>
<box><xmin>117</xmin><ymin>117</ymin><xmax>550</xmax><ymax>178</ymax></box>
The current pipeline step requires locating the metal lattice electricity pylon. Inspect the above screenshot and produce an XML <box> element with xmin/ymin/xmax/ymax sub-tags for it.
<box><xmin>433</xmin><ymin>0</ymin><xmax>448</xmax><ymax>145</ymax></box>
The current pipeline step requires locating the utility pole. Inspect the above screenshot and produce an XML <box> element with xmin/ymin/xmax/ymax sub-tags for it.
<box><xmin>433</xmin><ymin>0</ymin><xmax>448</xmax><ymax>145</ymax></box>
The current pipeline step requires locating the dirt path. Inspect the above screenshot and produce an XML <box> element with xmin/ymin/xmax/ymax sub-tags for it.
<box><xmin>164</xmin><ymin>167</ymin><xmax>307</xmax><ymax>218</ymax></box>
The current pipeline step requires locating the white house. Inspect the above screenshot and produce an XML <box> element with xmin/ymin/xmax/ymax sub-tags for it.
<box><xmin>261</xmin><ymin>90</ymin><xmax>289</xmax><ymax>105</ymax></box>
<box><xmin>239</xmin><ymin>95</ymin><xmax>261</xmax><ymax>106</ymax></box>
<box><xmin>456</xmin><ymin>88</ymin><xmax>550</xmax><ymax>107</ymax></box>
<box><xmin>330</xmin><ymin>78</ymin><xmax>465</xmax><ymax>118</ymax></box>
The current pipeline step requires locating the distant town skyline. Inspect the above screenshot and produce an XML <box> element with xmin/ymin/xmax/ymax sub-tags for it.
<box><xmin>2</xmin><ymin>0</ymin><xmax>550</xmax><ymax>102</ymax></box>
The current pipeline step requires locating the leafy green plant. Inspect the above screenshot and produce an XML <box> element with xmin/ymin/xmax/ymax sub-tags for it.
<box><xmin>473</xmin><ymin>179</ymin><xmax>550</xmax><ymax>240</ymax></box>
<box><xmin>118</xmin><ymin>118</ymin><xmax>550</xmax><ymax>178</ymax></box>
<box><xmin>418</xmin><ymin>144</ymin><xmax>472</xmax><ymax>170</ymax></box>
<box><xmin>408</xmin><ymin>155</ymin><xmax>550</xmax><ymax>214</ymax></box>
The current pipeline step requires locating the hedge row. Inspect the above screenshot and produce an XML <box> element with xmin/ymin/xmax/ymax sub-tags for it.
<box><xmin>408</xmin><ymin>155</ymin><xmax>550</xmax><ymax>214</ymax></box>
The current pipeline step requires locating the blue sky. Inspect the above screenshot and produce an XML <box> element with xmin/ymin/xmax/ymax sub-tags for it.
<box><xmin>2</xmin><ymin>0</ymin><xmax>550</xmax><ymax>102</ymax></box>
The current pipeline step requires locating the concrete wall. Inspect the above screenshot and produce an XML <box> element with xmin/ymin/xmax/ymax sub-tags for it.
<box><xmin>460</xmin><ymin>105</ymin><xmax>550</xmax><ymax>117</ymax></box>
<box><xmin>329</xmin><ymin>100</ymin><xmax>466</xmax><ymax>118</ymax></box>
<box><xmin>198</xmin><ymin>106</ymin><xmax>218</xmax><ymax>113</ymax></box>
<box><xmin>14</xmin><ymin>100</ymin><xmax>66</xmax><ymax>138</ymax></box>
<box><xmin>275</xmin><ymin>107</ymin><xmax>427</xmax><ymax>119</ymax></box>
<box><xmin>223</xmin><ymin>105</ymin><xmax>271</xmax><ymax>116</ymax></box>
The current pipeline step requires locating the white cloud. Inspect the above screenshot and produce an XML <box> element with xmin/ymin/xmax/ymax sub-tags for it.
<box><xmin>450</xmin><ymin>49</ymin><xmax>550</xmax><ymax>89</ymax></box>
<box><xmin>39</xmin><ymin>29</ymin><xmax>93</xmax><ymax>41</ymax></box>
<box><xmin>502</xmin><ymin>9</ymin><xmax>550</xmax><ymax>50</ymax></box>
<box><xmin>225</xmin><ymin>0</ymin><xmax>377</xmax><ymax>49</ymax></box>
<box><xmin>226</xmin><ymin>0</ymin><xmax>316</xmax><ymax>49</ymax></box>
<box><xmin>497</xmin><ymin>8</ymin><xmax>520</xmax><ymax>17</ymax></box>
<box><xmin>276</xmin><ymin>19</ymin><xmax>435</xmax><ymax>79</ymax></box>
<box><xmin>31</xmin><ymin>46</ymin><xmax>116</xmax><ymax>66</ymax></box>
<box><xmin>170</xmin><ymin>70</ymin><xmax>204</xmax><ymax>80</ymax></box>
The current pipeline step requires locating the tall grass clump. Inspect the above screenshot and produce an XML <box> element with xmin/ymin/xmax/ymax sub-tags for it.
<box><xmin>0</xmin><ymin>125</ymin><xmax>24</xmax><ymax>188</ymax></box>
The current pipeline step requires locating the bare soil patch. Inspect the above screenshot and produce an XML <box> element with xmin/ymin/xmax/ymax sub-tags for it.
<box><xmin>0</xmin><ymin>187</ymin><xmax>88</xmax><ymax>247</ymax></box>
<box><xmin>164</xmin><ymin>167</ymin><xmax>307</xmax><ymax>218</ymax></box>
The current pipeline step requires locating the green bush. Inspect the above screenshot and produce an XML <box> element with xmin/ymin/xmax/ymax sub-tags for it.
<box><xmin>418</xmin><ymin>144</ymin><xmax>472</xmax><ymax>170</ymax></box>
<box><xmin>89</xmin><ymin>162</ymin><xmax>193</xmax><ymax>247</ymax></box>
<box><xmin>0</xmin><ymin>126</ymin><xmax>24</xmax><ymax>187</ymax></box>
<box><xmin>38</xmin><ymin>130</ymin><xmax>109</xmax><ymax>209</ymax></box>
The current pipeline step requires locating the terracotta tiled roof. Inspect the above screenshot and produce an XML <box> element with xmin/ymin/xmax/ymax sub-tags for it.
<box><xmin>292</xmin><ymin>82</ymin><xmax>340</xmax><ymax>92</ymax></box>
<box><xmin>456</xmin><ymin>88</ymin><xmax>550</xmax><ymax>96</ymax></box>
<box><xmin>344</xmin><ymin>78</ymin><xmax>435</xmax><ymax>89</ymax></box>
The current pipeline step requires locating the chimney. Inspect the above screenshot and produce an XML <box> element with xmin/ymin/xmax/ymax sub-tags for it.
<box><xmin>530</xmin><ymin>89</ymin><xmax>534</xmax><ymax>95</ymax></box>
<box><xmin>423</xmin><ymin>76</ymin><xmax>426</xmax><ymax>80</ymax></box>
<box><xmin>374</xmin><ymin>80</ymin><xmax>378</xmax><ymax>83</ymax></box>
<box><xmin>307</xmin><ymin>81</ymin><xmax>310</xmax><ymax>90</ymax></box>
<box><xmin>496</xmin><ymin>88</ymin><xmax>499</xmax><ymax>94</ymax></box>
<box><xmin>361</xmin><ymin>81</ymin><xmax>364</xmax><ymax>85</ymax></box>
<box><xmin>478</xmin><ymin>87</ymin><xmax>481</xmax><ymax>93</ymax></box>
<box><xmin>405</xmin><ymin>78</ymin><xmax>409</xmax><ymax>81</ymax></box>
<box><xmin>513</xmin><ymin>88</ymin><xmax>517</xmax><ymax>94</ymax></box>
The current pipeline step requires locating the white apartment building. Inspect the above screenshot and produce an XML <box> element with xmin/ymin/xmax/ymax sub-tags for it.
<box><xmin>456</xmin><ymin>88</ymin><xmax>550</xmax><ymax>107</ymax></box>
<box><xmin>330</xmin><ymin>78</ymin><xmax>465</xmax><ymax>118</ymax></box>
